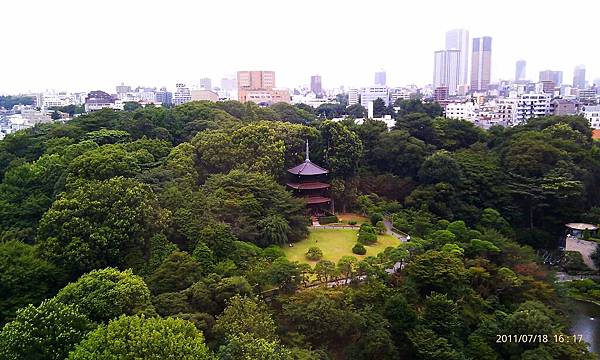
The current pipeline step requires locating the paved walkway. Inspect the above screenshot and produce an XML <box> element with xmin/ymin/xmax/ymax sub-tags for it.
<box><xmin>384</xmin><ymin>219</ymin><xmax>408</xmax><ymax>242</ymax></box>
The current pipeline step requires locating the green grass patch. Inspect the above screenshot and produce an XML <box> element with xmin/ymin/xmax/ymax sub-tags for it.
<box><xmin>283</xmin><ymin>228</ymin><xmax>399</xmax><ymax>265</ymax></box>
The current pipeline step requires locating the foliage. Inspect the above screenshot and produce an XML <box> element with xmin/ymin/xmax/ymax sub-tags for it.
<box><xmin>305</xmin><ymin>246</ymin><xmax>323</xmax><ymax>261</ymax></box>
<box><xmin>55</xmin><ymin>268</ymin><xmax>154</xmax><ymax>323</ymax></box>
<box><xmin>317</xmin><ymin>215</ymin><xmax>338</xmax><ymax>224</ymax></box>
<box><xmin>0</xmin><ymin>299</ymin><xmax>95</xmax><ymax>360</ymax></box>
<box><xmin>68</xmin><ymin>315</ymin><xmax>212</xmax><ymax>359</ymax></box>
<box><xmin>352</xmin><ymin>243</ymin><xmax>367</xmax><ymax>255</ymax></box>
<box><xmin>147</xmin><ymin>251</ymin><xmax>204</xmax><ymax>294</ymax></box>
<box><xmin>358</xmin><ymin>231</ymin><xmax>377</xmax><ymax>245</ymax></box>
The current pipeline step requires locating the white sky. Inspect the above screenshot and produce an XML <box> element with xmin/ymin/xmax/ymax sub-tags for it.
<box><xmin>1</xmin><ymin>0</ymin><xmax>597</xmax><ymax>94</ymax></box>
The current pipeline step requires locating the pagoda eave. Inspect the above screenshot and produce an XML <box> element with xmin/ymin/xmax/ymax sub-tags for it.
<box><xmin>286</xmin><ymin>182</ymin><xmax>331</xmax><ymax>190</ymax></box>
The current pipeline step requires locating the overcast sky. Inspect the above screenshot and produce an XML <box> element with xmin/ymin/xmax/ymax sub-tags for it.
<box><xmin>1</xmin><ymin>0</ymin><xmax>597</xmax><ymax>94</ymax></box>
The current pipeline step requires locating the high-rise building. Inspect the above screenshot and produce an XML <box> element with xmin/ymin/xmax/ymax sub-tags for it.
<box><xmin>573</xmin><ymin>65</ymin><xmax>586</xmax><ymax>89</ymax></box>
<box><xmin>470</xmin><ymin>37</ymin><xmax>492</xmax><ymax>92</ymax></box>
<box><xmin>360</xmin><ymin>86</ymin><xmax>389</xmax><ymax>108</ymax></box>
<box><xmin>237</xmin><ymin>71</ymin><xmax>289</xmax><ymax>104</ymax></box>
<box><xmin>374</xmin><ymin>70</ymin><xmax>386</xmax><ymax>86</ymax></box>
<box><xmin>220</xmin><ymin>78</ymin><xmax>236</xmax><ymax>92</ymax></box>
<box><xmin>433</xmin><ymin>49</ymin><xmax>461</xmax><ymax>95</ymax></box>
<box><xmin>348</xmin><ymin>88</ymin><xmax>359</xmax><ymax>106</ymax></box>
<box><xmin>173</xmin><ymin>83</ymin><xmax>192</xmax><ymax>105</ymax></box>
<box><xmin>515</xmin><ymin>60</ymin><xmax>526</xmax><ymax>82</ymax></box>
<box><xmin>445</xmin><ymin>29</ymin><xmax>469</xmax><ymax>87</ymax></box>
<box><xmin>539</xmin><ymin>70</ymin><xmax>563</xmax><ymax>87</ymax></box>
<box><xmin>310</xmin><ymin>75</ymin><xmax>323</xmax><ymax>96</ymax></box>
<box><xmin>199</xmin><ymin>78</ymin><xmax>212</xmax><ymax>90</ymax></box>
<box><xmin>116</xmin><ymin>83</ymin><xmax>131</xmax><ymax>94</ymax></box>
<box><xmin>155</xmin><ymin>87</ymin><xmax>172</xmax><ymax>105</ymax></box>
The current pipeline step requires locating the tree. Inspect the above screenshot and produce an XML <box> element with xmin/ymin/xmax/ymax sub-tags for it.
<box><xmin>265</xmin><ymin>257</ymin><xmax>301</xmax><ymax>292</ymax></box>
<box><xmin>305</xmin><ymin>247</ymin><xmax>323</xmax><ymax>261</ymax></box>
<box><xmin>68</xmin><ymin>315</ymin><xmax>212</xmax><ymax>359</ymax></box>
<box><xmin>347</xmin><ymin>104</ymin><xmax>367</xmax><ymax>118</ymax></box>
<box><xmin>320</xmin><ymin>120</ymin><xmax>363</xmax><ymax>177</ymax></box>
<box><xmin>407</xmin><ymin>250</ymin><xmax>468</xmax><ymax>296</ymax></box>
<box><xmin>257</xmin><ymin>214</ymin><xmax>290</xmax><ymax>246</ymax></box>
<box><xmin>0</xmin><ymin>240</ymin><xmax>65</xmax><ymax>324</ymax></box>
<box><xmin>337</xmin><ymin>255</ymin><xmax>357</xmax><ymax>282</ymax></box>
<box><xmin>0</xmin><ymin>299</ymin><xmax>95</xmax><ymax>360</ymax></box>
<box><xmin>218</xmin><ymin>332</ymin><xmax>292</xmax><ymax>360</ymax></box>
<box><xmin>192</xmin><ymin>242</ymin><xmax>216</xmax><ymax>275</ymax></box>
<box><xmin>214</xmin><ymin>295</ymin><xmax>277</xmax><ymax>341</ymax></box>
<box><xmin>314</xmin><ymin>260</ymin><xmax>337</xmax><ymax>283</ymax></box>
<box><xmin>407</xmin><ymin>326</ymin><xmax>464</xmax><ymax>360</ymax></box>
<box><xmin>372</xmin><ymin>98</ymin><xmax>387</xmax><ymax>117</ymax></box>
<box><xmin>418</xmin><ymin>150</ymin><xmax>463</xmax><ymax>186</ymax></box>
<box><xmin>422</xmin><ymin>292</ymin><xmax>461</xmax><ymax>339</ymax></box>
<box><xmin>123</xmin><ymin>101</ymin><xmax>142</xmax><ymax>112</ymax></box>
<box><xmin>345</xmin><ymin>307</ymin><xmax>398</xmax><ymax>360</ymax></box>
<box><xmin>147</xmin><ymin>251</ymin><xmax>204</xmax><ymax>294</ymax></box>
<box><xmin>54</xmin><ymin>268</ymin><xmax>154</xmax><ymax>323</ymax></box>
<box><xmin>37</xmin><ymin>177</ymin><xmax>169</xmax><ymax>275</ymax></box>
<box><xmin>371</xmin><ymin>130</ymin><xmax>428</xmax><ymax>178</ymax></box>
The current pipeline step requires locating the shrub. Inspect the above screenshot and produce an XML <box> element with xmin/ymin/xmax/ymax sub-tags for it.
<box><xmin>375</xmin><ymin>221</ymin><xmax>386</xmax><ymax>235</ymax></box>
<box><xmin>370</xmin><ymin>212</ymin><xmax>384</xmax><ymax>225</ymax></box>
<box><xmin>305</xmin><ymin>247</ymin><xmax>323</xmax><ymax>261</ymax></box>
<box><xmin>352</xmin><ymin>243</ymin><xmax>367</xmax><ymax>255</ymax></box>
<box><xmin>348</xmin><ymin>220</ymin><xmax>357</xmax><ymax>225</ymax></box>
<box><xmin>319</xmin><ymin>216</ymin><xmax>339</xmax><ymax>225</ymax></box>
<box><xmin>358</xmin><ymin>232</ymin><xmax>377</xmax><ymax>245</ymax></box>
<box><xmin>359</xmin><ymin>223</ymin><xmax>376</xmax><ymax>234</ymax></box>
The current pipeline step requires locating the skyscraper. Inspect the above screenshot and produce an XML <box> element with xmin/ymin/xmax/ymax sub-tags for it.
<box><xmin>199</xmin><ymin>77</ymin><xmax>212</xmax><ymax>90</ymax></box>
<box><xmin>515</xmin><ymin>60</ymin><xmax>526</xmax><ymax>82</ymax></box>
<box><xmin>310</xmin><ymin>75</ymin><xmax>323</xmax><ymax>96</ymax></box>
<box><xmin>374</xmin><ymin>70</ymin><xmax>386</xmax><ymax>86</ymax></box>
<box><xmin>470</xmin><ymin>36</ymin><xmax>492</xmax><ymax>92</ymax></box>
<box><xmin>445</xmin><ymin>29</ymin><xmax>469</xmax><ymax>87</ymax></box>
<box><xmin>433</xmin><ymin>49</ymin><xmax>461</xmax><ymax>95</ymax></box>
<box><xmin>573</xmin><ymin>65</ymin><xmax>586</xmax><ymax>89</ymax></box>
<box><xmin>539</xmin><ymin>70</ymin><xmax>563</xmax><ymax>87</ymax></box>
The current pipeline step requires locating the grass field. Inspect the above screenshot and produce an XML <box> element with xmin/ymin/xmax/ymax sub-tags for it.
<box><xmin>283</xmin><ymin>228</ymin><xmax>399</xmax><ymax>265</ymax></box>
<box><xmin>335</xmin><ymin>213</ymin><xmax>368</xmax><ymax>224</ymax></box>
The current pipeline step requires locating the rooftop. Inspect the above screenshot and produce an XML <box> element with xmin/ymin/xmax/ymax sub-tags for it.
<box><xmin>565</xmin><ymin>223</ymin><xmax>598</xmax><ymax>231</ymax></box>
<box><xmin>287</xmin><ymin>160</ymin><xmax>329</xmax><ymax>176</ymax></box>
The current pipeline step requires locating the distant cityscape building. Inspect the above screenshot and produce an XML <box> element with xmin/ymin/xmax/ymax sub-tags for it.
<box><xmin>515</xmin><ymin>93</ymin><xmax>552</xmax><ymax>123</ymax></box>
<box><xmin>573</xmin><ymin>65</ymin><xmax>586</xmax><ymax>89</ymax></box>
<box><xmin>374</xmin><ymin>70</ymin><xmax>386</xmax><ymax>86</ymax></box>
<box><xmin>470</xmin><ymin>36</ymin><xmax>492</xmax><ymax>92</ymax></box>
<box><xmin>116</xmin><ymin>83</ymin><xmax>131</xmax><ymax>94</ymax></box>
<box><xmin>433</xmin><ymin>49</ymin><xmax>461</xmax><ymax>95</ymax></box>
<box><xmin>581</xmin><ymin>105</ymin><xmax>600</xmax><ymax>128</ymax></box>
<box><xmin>199</xmin><ymin>77</ymin><xmax>212</xmax><ymax>90</ymax></box>
<box><xmin>84</xmin><ymin>90</ymin><xmax>116</xmax><ymax>112</ymax></box>
<box><xmin>348</xmin><ymin>88</ymin><xmax>359</xmax><ymax>106</ymax></box>
<box><xmin>541</xmin><ymin>80</ymin><xmax>556</xmax><ymax>94</ymax></box>
<box><xmin>173</xmin><ymin>83</ymin><xmax>192</xmax><ymax>105</ymax></box>
<box><xmin>191</xmin><ymin>89</ymin><xmax>219</xmax><ymax>102</ymax></box>
<box><xmin>220</xmin><ymin>78</ymin><xmax>236</xmax><ymax>92</ymax></box>
<box><xmin>539</xmin><ymin>70</ymin><xmax>563</xmax><ymax>87</ymax></box>
<box><xmin>155</xmin><ymin>87</ymin><xmax>173</xmax><ymax>105</ymax></box>
<box><xmin>445</xmin><ymin>29</ymin><xmax>469</xmax><ymax>87</ymax></box>
<box><xmin>359</xmin><ymin>86</ymin><xmax>389</xmax><ymax>108</ymax></box>
<box><xmin>237</xmin><ymin>70</ymin><xmax>290</xmax><ymax>104</ymax></box>
<box><xmin>515</xmin><ymin>60</ymin><xmax>526</xmax><ymax>82</ymax></box>
<box><xmin>433</xmin><ymin>86</ymin><xmax>449</xmax><ymax>101</ymax></box>
<box><xmin>551</xmin><ymin>99</ymin><xmax>578</xmax><ymax>116</ymax></box>
<box><xmin>310</xmin><ymin>75</ymin><xmax>323</xmax><ymax>96</ymax></box>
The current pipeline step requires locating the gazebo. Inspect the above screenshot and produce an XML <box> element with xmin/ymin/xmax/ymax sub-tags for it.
<box><xmin>286</xmin><ymin>141</ymin><xmax>332</xmax><ymax>216</ymax></box>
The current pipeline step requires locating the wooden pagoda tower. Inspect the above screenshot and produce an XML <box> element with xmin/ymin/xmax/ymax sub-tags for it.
<box><xmin>286</xmin><ymin>141</ymin><xmax>332</xmax><ymax>216</ymax></box>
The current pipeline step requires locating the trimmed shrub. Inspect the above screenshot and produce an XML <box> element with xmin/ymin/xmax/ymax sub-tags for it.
<box><xmin>358</xmin><ymin>232</ymin><xmax>377</xmax><ymax>245</ymax></box>
<box><xmin>319</xmin><ymin>216</ymin><xmax>339</xmax><ymax>225</ymax></box>
<box><xmin>375</xmin><ymin>221</ymin><xmax>386</xmax><ymax>235</ymax></box>
<box><xmin>305</xmin><ymin>247</ymin><xmax>323</xmax><ymax>261</ymax></box>
<box><xmin>352</xmin><ymin>243</ymin><xmax>366</xmax><ymax>255</ymax></box>
<box><xmin>359</xmin><ymin>223</ymin><xmax>376</xmax><ymax>234</ymax></box>
<box><xmin>348</xmin><ymin>220</ymin><xmax>357</xmax><ymax>226</ymax></box>
<box><xmin>370</xmin><ymin>212</ymin><xmax>384</xmax><ymax>225</ymax></box>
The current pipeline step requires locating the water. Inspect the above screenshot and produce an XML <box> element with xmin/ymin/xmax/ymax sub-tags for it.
<box><xmin>569</xmin><ymin>299</ymin><xmax>600</xmax><ymax>355</ymax></box>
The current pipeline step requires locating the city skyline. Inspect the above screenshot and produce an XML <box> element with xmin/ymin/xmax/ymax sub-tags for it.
<box><xmin>1</xmin><ymin>0</ymin><xmax>598</xmax><ymax>94</ymax></box>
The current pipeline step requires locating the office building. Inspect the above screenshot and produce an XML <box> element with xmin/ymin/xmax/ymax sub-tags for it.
<box><xmin>445</xmin><ymin>29</ymin><xmax>469</xmax><ymax>86</ymax></box>
<box><xmin>116</xmin><ymin>83</ymin><xmax>131</xmax><ymax>94</ymax></box>
<box><xmin>173</xmin><ymin>83</ymin><xmax>192</xmax><ymax>105</ymax></box>
<box><xmin>539</xmin><ymin>70</ymin><xmax>563</xmax><ymax>86</ymax></box>
<box><xmin>374</xmin><ymin>70</ymin><xmax>386</xmax><ymax>86</ymax></box>
<box><xmin>191</xmin><ymin>89</ymin><xmax>219</xmax><ymax>102</ymax></box>
<box><xmin>541</xmin><ymin>80</ymin><xmax>555</xmax><ymax>94</ymax></box>
<box><xmin>515</xmin><ymin>60</ymin><xmax>526</xmax><ymax>82</ymax></box>
<box><xmin>221</xmin><ymin>78</ymin><xmax>236</xmax><ymax>92</ymax></box>
<box><xmin>84</xmin><ymin>90</ymin><xmax>116</xmax><ymax>112</ymax></box>
<box><xmin>348</xmin><ymin>88</ymin><xmax>359</xmax><ymax>106</ymax></box>
<box><xmin>155</xmin><ymin>87</ymin><xmax>172</xmax><ymax>105</ymax></box>
<box><xmin>237</xmin><ymin>70</ymin><xmax>289</xmax><ymax>104</ymax></box>
<box><xmin>445</xmin><ymin>101</ymin><xmax>476</xmax><ymax>121</ymax></box>
<box><xmin>581</xmin><ymin>105</ymin><xmax>600</xmax><ymax>128</ymax></box>
<box><xmin>310</xmin><ymin>75</ymin><xmax>323</xmax><ymax>96</ymax></box>
<box><xmin>551</xmin><ymin>99</ymin><xmax>578</xmax><ymax>115</ymax></box>
<box><xmin>470</xmin><ymin>36</ymin><xmax>492</xmax><ymax>92</ymax></box>
<box><xmin>573</xmin><ymin>65</ymin><xmax>586</xmax><ymax>89</ymax></box>
<box><xmin>199</xmin><ymin>78</ymin><xmax>212</xmax><ymax>90</ymax></box>
<box><xmin>359</xmin><ymin>86</ymin><xmax>389</xmax><ymax>108</ymax></box>
<box><xmin>433</xmin><ymin>49</ymin><xmax>461</xmax><ymax>95</ymax></box>
<box><xmin>433</xmin><ymin>86</ymin><xmax>449</xmax><ymax>101</ymax></box>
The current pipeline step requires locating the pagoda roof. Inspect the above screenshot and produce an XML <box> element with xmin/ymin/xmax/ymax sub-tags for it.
<box><xmin>304</xmin><ymin>196</ymin><xmax>331</xmax><ymax>205</ymax></box>
<box><xmin>287</xmin><ymin>182</ymin><xmax>331</xmax><ymax>190</ymax></box>
<box><xmin>287</xmin><ymin>160</ymin><xmax>329</xmax><ymax>176</ymax></box>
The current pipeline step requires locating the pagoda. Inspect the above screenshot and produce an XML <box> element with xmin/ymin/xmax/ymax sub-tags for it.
<box><xmin>286</xmin><ymin>141</ymin><xmax>332</xmax><ymax>216</ymax></box>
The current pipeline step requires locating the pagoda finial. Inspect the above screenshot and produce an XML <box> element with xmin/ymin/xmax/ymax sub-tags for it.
<box><xmin>305</xmin><ymin>139</ymin><xmax>310</xmax><ymax>161</ymax></box>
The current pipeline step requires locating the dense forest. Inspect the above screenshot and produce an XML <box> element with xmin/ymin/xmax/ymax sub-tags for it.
<box><xmin>0</xmin><ymin>99</ymin><xmax>599</xmax><ymax>359</ymax></box>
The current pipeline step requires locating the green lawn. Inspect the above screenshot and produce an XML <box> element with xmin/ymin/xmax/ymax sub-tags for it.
<box><xmin>283</xmin><ymin>228</ymin><xmax>399</xmax><ymax>265</ymax></box>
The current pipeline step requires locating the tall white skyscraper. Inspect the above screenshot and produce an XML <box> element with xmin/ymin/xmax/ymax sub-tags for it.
<box><xmin>445</xmin><ymin>29</ymin><xmax>469</xmax><ymax>87</ymax></box>
<box><xmin>515</xmin><ymin>60</ymin><xmax>526</xmax><ymax>82</ymax></box>
<box><xmin>433</xmin><ymin>49</ymin><xmax>461</xmax><ymax>95</ymax></box>
<box><xmin>573</xmin><ymin>65</ymin><xmax>586</xmax><ymax>89</ymax></box>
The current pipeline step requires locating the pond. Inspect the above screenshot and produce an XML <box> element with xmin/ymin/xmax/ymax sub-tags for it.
<box><xmin>568</xmin><ymin>299</ymin><xmax>600</xmax><ymax>355</ymax></box>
